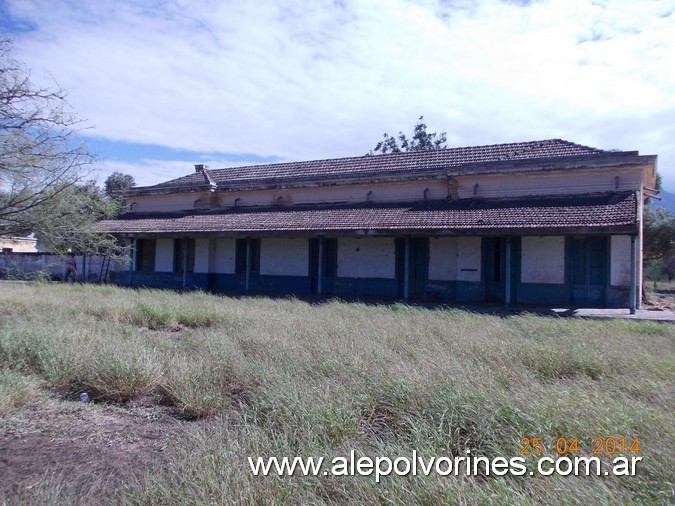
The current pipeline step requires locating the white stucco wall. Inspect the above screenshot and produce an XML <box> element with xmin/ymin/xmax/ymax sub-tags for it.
<box><xmin>130</xmin><ymin>180</ymin><xmax>450</xmax><ymax>212</ymax></box>
<box><xmin>194</xmin><ymin>238</ymin><xmax>210</xmax><ymax>273</ymax></box>
<box><xmin>610</xmin><ymin>235</ymin><xmax>632</xmax><ymax>286</ymax></box>
<box><xmin>215</xmin><ymin>180</ymin><xmax>448</xmax><ymax>208</ymax></box>
<box><xmin>457</xmin><ymin>167</ymin><xmax>644</xmax><ymax>199</ymax></box>
<box><xmin>338</xmin><ymin>237</ymin><xmax>395</xmax><ymax>278</ymax></box>
<box><xmin>456</xmin><ymin>237</ymin><xmax>481</xmax><ymax>282</ymax></box>
<box><xmin>260</xmin><ymin>238</ymin><xmax>308</xmax><ymax>276</ymax></box>
<box><xmin>215</xmin><ymin>238</ymin><xmax>236</xmax><ymax>274</ymax></box>
<box><xmin>520</xmin><ymin>236</ymin><xmax>565</xmax><ymax>284</ymax></box>
<box><xmin>428</xmin><ymin>237</ymin><xmax>458</xmax><ymax>281</ymax></box>
<box><xmin>130</xmin><ymin>194</ymin><xmax>205</xmax><ymax>213</ymax></box>
<box><xmin>155</xmin><ymin>239</ymin><xmax>174</xmax><ymax>272</ymax></box>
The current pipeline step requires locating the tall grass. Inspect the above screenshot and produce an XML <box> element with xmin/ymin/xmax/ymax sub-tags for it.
<box><xmin>0</xmin><ymin>368</ymin><xmax>43</xmax><ymax>416</ymax></box>
<box><xmin>0</xmin><ymin>283</ymin><xmax>673</xmax><ymax>504</ymax></box>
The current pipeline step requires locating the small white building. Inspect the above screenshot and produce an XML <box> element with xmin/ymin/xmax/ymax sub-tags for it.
<box><xmin>98</xmin><ymin>139</ymin><xmax>658</xmax><ymax>309</ymax></box>
<box><xmin>0</xmin><ymin>235</ymin><xmax>37</xmax><ymax>253</ymax></box>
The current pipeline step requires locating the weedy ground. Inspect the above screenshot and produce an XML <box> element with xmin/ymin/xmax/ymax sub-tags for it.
<box><xmin>0</xmin><ymin>282</ymin><xmax>673</xmax><ymax>505</ymax></box>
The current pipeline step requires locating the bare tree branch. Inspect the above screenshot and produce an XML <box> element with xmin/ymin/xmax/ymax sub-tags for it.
<box><xmin>0</xmin><ymin>40</ymin><xmax>119</xmax><ymax>256</ymax></box>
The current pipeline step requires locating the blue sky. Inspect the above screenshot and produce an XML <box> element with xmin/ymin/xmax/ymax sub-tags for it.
<box><xmin>2</xmin><ymin>0</ymin><xmax>674</xmax><ymax>189</ymax></box>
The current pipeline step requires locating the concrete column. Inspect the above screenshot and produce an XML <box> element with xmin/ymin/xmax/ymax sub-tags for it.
<box><xmin>207</xmin><ymin>238</ymin><xmax>216</xmax><ymax>273</ymax></box>
<box><xmin>182</xmin><ymin>239</ymin><xmax>189</xmax><ymax>288</ymax></box>
<box><xmin>630</xmin><ymin>235</ymin><xmax>637</xmax><ymax>314</ymax></box>
<box><xmin>245</xmin><ymin>237</ymin><xmax>251</xmax><ymax>293</ymax></box>
<box><xmin>207</xmin><ymin>237</ymin><xmax>216</xmax><ymax>292</ymax></box>
<box><xmin>317</xmin><ymin>237</ymin><xmax>324</xmax><ymax>297</ymax></box>
<box><xmin>504</xmin><ymin>237</ymin><xmax>512</xmax><ymax>307</ymax></box>
<box><xmin>403</xmin><ymin>236</ymin><xmax>410</xmax><ymax>301</ymax></box>
<box><xmin>130</xmin><ymin>238</ymin><xmax>136</xmax><ymax>278</ymax></box>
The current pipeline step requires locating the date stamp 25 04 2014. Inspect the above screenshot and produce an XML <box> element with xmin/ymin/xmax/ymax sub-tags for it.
<box><xmin>519</xmin><ymin>437</ymin><xmax>640</xmax><ymax>457</ymax></box>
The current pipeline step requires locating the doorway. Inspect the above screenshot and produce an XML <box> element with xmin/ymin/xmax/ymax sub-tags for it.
<box><xmin>309</xmin><ymin>238</ymin><xmax>337</xmax><ymax>295</ymax></box>
<box><xmin>568</xmin><ymin>236</ymin><xmax>607</xmax><ymax>307</ymax></box>
<box><xmin>483</xmin><ymin>237</ymin><xmax>505</xmax><ymax>302</ymax></box>
<box><xmin>395</xmin><ymin>237</ymin><xmax>429</xmax><ymax>299</ymax></box>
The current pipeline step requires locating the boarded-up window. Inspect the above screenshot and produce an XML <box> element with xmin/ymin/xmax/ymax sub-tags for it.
<box><xmin>235</xmin><ymin>239</ymin><xmax>261</xmax><ymax>274</ymax></box>
<box><xmin>136</xmin><ymin>239</ymin><xmax>156</xmax><ymax>271</ymax></box>
<box><xmin>174</xmin><ymin>239</ymin><xmax>195</xmax><ymax>273</ymax></box>
<box><xmin>520</xmin><ymin>236</ymin><xmax>565</xmax><ymax>284</ymax></box>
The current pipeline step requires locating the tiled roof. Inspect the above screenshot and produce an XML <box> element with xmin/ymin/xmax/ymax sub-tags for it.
<box><xmin>141</xmin><ymin>139</ymin><xmax>610</xmax><ymax>191</ymax></box>
<box><xmin>98</xmin><ymin>191</ymin><xmax>637</xmax><ymax>235</ymax></box>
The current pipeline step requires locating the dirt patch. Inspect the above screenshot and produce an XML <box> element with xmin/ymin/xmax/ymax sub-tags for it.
<box><xmin>647</xmin><ymin>293</ymin><xmax>675</xmax><ymax>311</ymax></box>
<box><xmin>0</xmin><ymin>390</ymin><xmax>193</xmax><ymax>502</ymax></box>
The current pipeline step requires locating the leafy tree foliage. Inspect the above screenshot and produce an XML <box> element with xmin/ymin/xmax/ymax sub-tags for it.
<box><xmin>104</xmin><ymin>171</ymin><xmax>135</xmax><ymax>198</ymax></box>
<box><xmin>643</xmin><ymin>193</ymin><xmax>675</xmax><ymax>282</ymax></box>
<box><xmin>642</xmin><ymin>205</ymin><xmax>675</xmax><ymax>281</ymax></box>
<box><xmin>662</xmin><ymin>256</ymin><xmax>675</xmax><ymax>282</ymax></box>
<box><xmin>0</xmin><ymin>40</ymin><xmax>120</xmax><ymax>255</ymax></box>
<box><xmin>30</xmin><ymin>181</ymin><xmax>120</xmax><ymax>255</ymax></box>
<box><xmin>369</xmin><ymin>116</ymin><xmax>448</xmax><ymax>155</ymax></box>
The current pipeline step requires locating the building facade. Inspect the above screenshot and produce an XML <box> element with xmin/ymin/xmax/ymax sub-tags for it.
<box><xmin>98</xmin><ymin>139</ymin><xmax>658</xmax><ymax>310</ymax></box>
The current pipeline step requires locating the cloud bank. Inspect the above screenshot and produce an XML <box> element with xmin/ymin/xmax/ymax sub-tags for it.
<box><xmin>3</xmin><ymin>0</ymin><xmax>674</xmax><ymax>187</ymax></box>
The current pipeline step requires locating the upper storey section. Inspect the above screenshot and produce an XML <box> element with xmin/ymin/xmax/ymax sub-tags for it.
<box><xmin>126</xmin><ymin>139</ymin><xmax>642</xmax><ymax>193</ymax></box>
<box><xmin>120</xmin><ymin>139</ymin><xmax>657</xmax><ymax>213</ymax></box>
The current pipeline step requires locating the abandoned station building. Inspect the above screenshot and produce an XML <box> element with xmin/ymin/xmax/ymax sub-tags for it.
<box><xmin>98</xmin><ymin>139</ymin><xmax>658</xmax><ymax>309</ymax></box>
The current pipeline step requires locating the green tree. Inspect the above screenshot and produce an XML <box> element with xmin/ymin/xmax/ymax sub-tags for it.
<box><xmin>662</xmin><ymin>256</ymin><xmax>675</xmax><ymax>282</ymax></box>
<box><xmin>30</xmin><ymin>181</ymin><xmax>121</xmax><ymax>255</ymax></box>
<box><xmin>104</xmin><ymin>171</ymin><xmax>135</xmax><ymax>199</ymax></box>
<box><xmin>642</xmin><ymin>206</ymin><xmax>675</xmax><ymax>262</ymax></box>
<box><xmin>0</xmin><ymin>40</ymin><xmax>119</xmax><ymax>255</ymax></box>
<box><xmin>369</xmin><ymin>116</ymin><xmax>448</xmax><ymax>155</ymax></box>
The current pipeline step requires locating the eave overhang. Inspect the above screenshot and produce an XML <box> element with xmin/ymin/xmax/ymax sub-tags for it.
<box><xmin>98</xmin><ymin>191</ymin><xmax>639</xmax><ymax>238</ymax></box>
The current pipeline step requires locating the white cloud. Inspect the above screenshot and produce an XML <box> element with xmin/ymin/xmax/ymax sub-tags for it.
<box><xmin>5</xmin><ymin>0</ymin><xmax>675</xmax><ymax>188</ymax></box>
<box><xmin>93</xmin><ymin>157</ymin><xmax>271</xmax><ymax>188</ymax></box>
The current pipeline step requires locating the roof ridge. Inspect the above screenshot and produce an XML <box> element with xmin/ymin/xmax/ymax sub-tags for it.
<box><xmin>135</xmin><ymin>138</ymin><xmax>617</xmax><ymax>193</ymax></box>
<box><xmin>548</xmin><ymin>138</ymin><xmax>605</xmax><ymax>152</ymax></box>
<box><xmin>203</xmin><ymin>138</ymin><xmax>605</xmax><ymax>175</ymax></box>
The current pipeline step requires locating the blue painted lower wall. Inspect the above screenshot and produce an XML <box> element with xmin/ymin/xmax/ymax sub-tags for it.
<box><xmin>257</xmin><ymin>274</ymin><xmax>311</xmax><ymax>294</ymax></box>
<box><xmin>117</xmin><ymin>271</ymin><xmax>631</xmax><ymax>308</ymax></box>
<box><xmin>425</xmin><ymin>281</ymin><xmax>484</xmax><ymax>303</ymax></box>
<box><xmin>332</xmin><ymin>277</ymin><xmax>397</xmax><ymax>298</ymax></box>
<box><xmin>517</xmin><ymin>283</ymin><xmax>569</xmax><ymax>306</ymax></box>
<box><xmin>605</xmin><ymin>286</ymin><xmax>632</xmax><ymax>309</ymax></box>
<box><xmin>456</xmin><ymin>282</ymin><xmax>484</xmax><ymax>303</ymax></box>
<box><xmin>425</xmin><ymin>281</ymin><xmax>457</xmax><ymax>301</ymax></box>
<box><xmin>208</xmin><ymin>273</ymin><xmax>238</xmax><ymax>292</ymax></box>
<box><xmin>121</xmin><ymin>272</ymin><xmax>316</xmax><ymax>295</ymax></box>
<box><xmin>119</xmin><ymin>271</ymin><xmax>208</xmax><ymax>290</ymax></box>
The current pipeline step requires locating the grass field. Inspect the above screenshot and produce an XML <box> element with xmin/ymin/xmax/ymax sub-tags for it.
<box><xmin>0</xmin><ymin>283</ymin><xmax>673</xmax><ymax>505</ymax></box>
